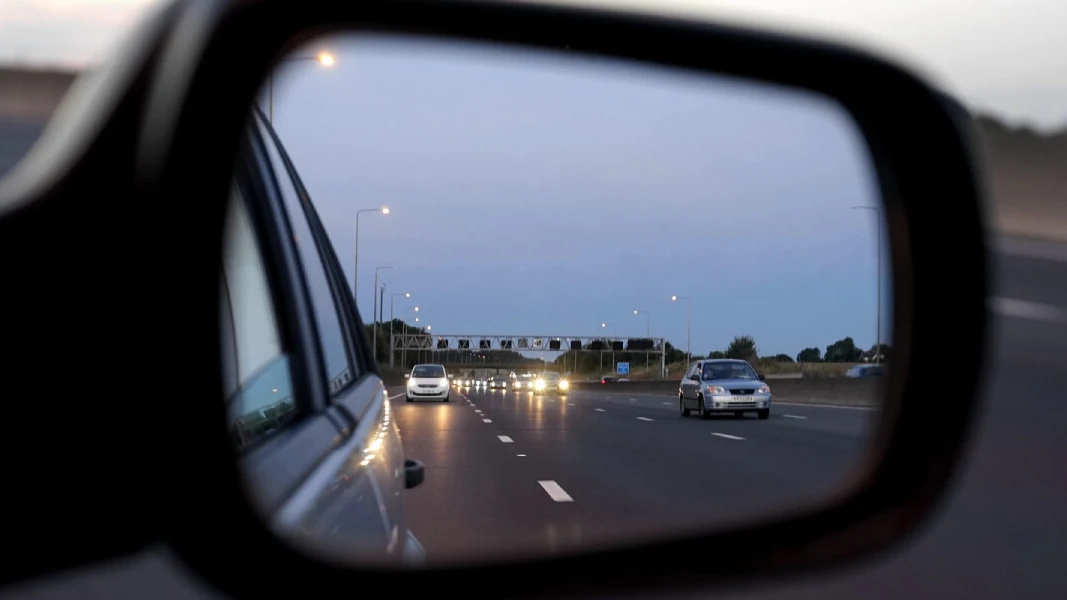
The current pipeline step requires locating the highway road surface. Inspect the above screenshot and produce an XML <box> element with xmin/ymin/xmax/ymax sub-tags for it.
<box><xmin>392</xmin><ymin>385</ymin><xmax>875</xmax><ymax>563</ymax></box>
<box><xmin>2</xmin><ymin>117</ymin><xmax>1066</xmax><ymax>598</ymax></box>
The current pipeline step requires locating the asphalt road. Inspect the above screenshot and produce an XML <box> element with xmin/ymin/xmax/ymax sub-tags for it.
<box><xmin>392</xmin><ymin>385</ymin><xmax>876</xmax><ymax>564</ymax></box>
<box><xmin>1</xmin><ymin>115</ymin><xmax>1065</xmax><ymax>597</ymax></box>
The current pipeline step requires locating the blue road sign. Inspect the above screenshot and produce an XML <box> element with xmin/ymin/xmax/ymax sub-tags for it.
<box><xmin>617</xmin><ymin>362</ymin><xmax>630</xmax><ymax>376</ymax></box>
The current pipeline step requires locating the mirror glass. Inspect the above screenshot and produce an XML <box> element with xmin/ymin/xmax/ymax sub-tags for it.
<box><xmin>222</xmin><ymin>32</ymin><xmax>892</xmax><ymax>567</ymax></box>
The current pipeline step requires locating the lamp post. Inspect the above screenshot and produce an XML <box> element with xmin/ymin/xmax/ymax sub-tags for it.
<box><xmin>353</xmin><ymin>206</ymin><xmax>390</xmax><ymax>314</ymax></box>
<box><xmin>371</xmin><ymin>266</ymin><xmax>395</xmax><ymax>362</ymax></box>
<box><xmin>634</xmin><ymin>309</ymin><xmax>650</xmax><ymax>375</ymax></box>
<box><xmin>852</xmin><ymin>205</ymin><xmax>883</xmax><ymax>361</ymax></box>
<box><xmin>389</xmin><ymin>292</ymin><xmax>411</xmax><ymax>367</ymax></box>
<box><xmin>268</xmin><ymin>51</ymin><xmax>334</xmax><ymax>124</ymax></box>
<box><xmin>671</xmin><ymin>295</ymin><xmax>691</xmax><ymax>369</ymax></box>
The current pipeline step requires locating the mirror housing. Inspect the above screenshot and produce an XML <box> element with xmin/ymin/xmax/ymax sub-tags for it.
<box><xmin>758</xmin><ymin>373</ymin><xmax>766</xmax><ymax>382</ymax></box>
<box><xmin>133</xmin><ymin>0</ymin><xmax>990</xmax><ymax>597</ymax></box>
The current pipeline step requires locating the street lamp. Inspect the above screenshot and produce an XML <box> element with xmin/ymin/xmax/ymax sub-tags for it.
<box><xmin>633</xmin><ymin>309</ymin><xmax>650</xmax><ymax>336</ymax></box>
<box><xmin>389</xmin><ymin>292</ymin><xmax>411</xmax><ymax>367</ymax></box>
<box><xmin>852</xmin><ymin>205</ymin><xmax>883</xmax><ymax>362</ymax></box>
<box><xmin>268</xmin><ymin>51</ymin><xmax>335</xmax><ymax>123</ymax></box>
<box><xmin>671</xmin><ymin>295</ymin><xmax>691</xmax><ymax>368</ymax></box>
<box><xmin>353</xmin><ymin>206</ymin><xmax>391</xmax><ymax>314</ymax></box>
<box><xmin>371</xmin><ymin>266</ymin><xmax>395</xmax><ymax>362</ymax></box>
<box><xmin>634</xmin><ymin>309</ymin><xmax>651</xmax><ymax>375</ymax></box>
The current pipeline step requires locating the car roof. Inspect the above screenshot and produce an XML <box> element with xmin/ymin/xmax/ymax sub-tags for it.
<box><xmin>412</xmin><ymin>364</ymin><xmax>445</xmax><ymax>368</ymax></box>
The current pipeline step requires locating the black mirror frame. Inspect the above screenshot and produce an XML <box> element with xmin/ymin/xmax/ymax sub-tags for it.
<box><xmin>135</xmin><ymin>0</ymin><xmax>990</xmax><ymax>598</ymax></box>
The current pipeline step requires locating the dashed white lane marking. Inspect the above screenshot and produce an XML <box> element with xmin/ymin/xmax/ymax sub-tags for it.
<box><xmin>538</xmin><ymin>480</ymin><xmax>574</xmax><ymax>502</ymax></box>
<box><xmin>662</xmin><ymin>401</ymin><xmax>672</xmax><ymax>405</ymax></box>
<box><xmin>475</xmin><ymin>409</ymin><xmax>483</xmax><ymax>414</ymax></box>
<box><xmin>483</xmin><ymin>418</ymin><xmax>493</xmax><ymax>423</ymax></box>
<box><xmin>498</xmin><ymin>435</ymin><xmax>514</xmax><ymax>443</ymax></box>
<box><xmin>712</xmin><ymin>432</ymin><xmax>745</xmax><ymax>440</ymax></box>
<box><xmin>783</xmin><ymin>414</ymin><xmax>807</xmax><ymax>420</ymax></box>
<box><xmin>636</xmin><ymin>417</ymin><xmax>654</xmax><ymax>422</ymax></box>
<box><xmin>594</xmin><ymin>408</ymin><xmax>606</xmax><ymax>412</ymax></box>
<box><xmin>516</xmin><ymin>453</ymin><xmax>527</xmax><ymax>457</ymax></box>
<box><xmin>569</xmin><ymin>403</ymin><xmax>576</xmax><ymax>406</ymax></box>
<box><xmin>629</xmin><ymin>398</ymin><xmax>638</xmax><ymax>401</ymax></box>
<box><xmin>990</xmin><ymin>297</ymin><xmax>1067</xmax><ymax>323</ymax></box>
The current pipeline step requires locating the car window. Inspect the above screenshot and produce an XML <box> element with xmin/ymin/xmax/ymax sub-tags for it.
<box><xmin>703</xmin><ymin>362</ymin><xmax>758</xmax><ymax>380</ymax></box>
<box><xmin>221</xmin><ymin>185</ymin><xmax>298</xmax><ymax>451</ymax></box>
<box><xmin>257</xmin><ymin>120</ymin><xmax>357</xmax><ymax>395</ymax></box>
<box><xmin>543</xmin><ymin>372</ymin><xmax>560</xmax><ymax>380</ymax></box>
<box><xmin>412</xmin><ymin>365</ymin><xmax>446</xmax><ymax>378</ymax></box>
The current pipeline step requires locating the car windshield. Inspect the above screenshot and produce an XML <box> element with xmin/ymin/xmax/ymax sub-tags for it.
<box><xmin>702</xmin><ymin>362</ymin><xmax>758</xmax><ymax>380</ymax></box>
<box><xmin>412</xmin><ymin>365</ymin><xmax>445</xmax><ymax>378</ymax></box>
<box><xmin>542</xmin><ymin>372</ymin><xmax>560</xmax><ymax>380</ymax></box>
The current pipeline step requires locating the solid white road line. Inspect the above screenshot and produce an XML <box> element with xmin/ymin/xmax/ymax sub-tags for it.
<box><xmin>990</xmin><ymin>296</ymin><xmax>1067</xmax><ymax>323</ymax></box>
<box><xmin>498</xmin><ymin>435</ymin><xmax>514</xmax><ymax>443</ymax></box>
<box><xmin>538</xmin><ymin>480</ymin><xmax>574</xmax><ymax>502</ymax></box>
<box><xmin>636</xmin><ymin>416</ymin><xmax>653</xmax><ymax>422</ymax></box>
<box><xmin>712</xmin><ymin>432</ymin><xmax>745</xmax><ymax>440</ymax></box>
<box><xmin>483</xmin><ymin>418</ymin><xmax>493</xmax><ymax>423</ymax></box>
<box><xmin>996</xmin><ymin>235</ymin><xmax>1067</xmax><ymax>262</ymax></box>
<box><xmin>783</xmin><ymin>414</ymin><xmax>807</xmax><ymax>419</ymax></box>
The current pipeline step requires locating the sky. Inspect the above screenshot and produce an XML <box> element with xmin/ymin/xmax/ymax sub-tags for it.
<box><xmin>0</xmin><ymin>0</ymin><xmax>1059</xmax><ymax>358</ymax></box>
<box><xmin>0</xmin><ymin>0</ymin><xmax>1064</xmax><ymax>130</ymax></box>
<box><xmin>263</xmin><ymin>33</ymin><xmax>888</xmax><ymax>359</ymax></box>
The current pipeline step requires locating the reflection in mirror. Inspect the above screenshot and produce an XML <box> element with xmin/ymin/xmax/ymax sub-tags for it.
<box><xmin>224</xmin><ymin>32</ymin><xmax>893</xmax><ymax>568</ymax></box>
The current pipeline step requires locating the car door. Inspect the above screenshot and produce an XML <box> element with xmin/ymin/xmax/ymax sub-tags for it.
<box><xmin>223</xmin><ymin>109</ymin><xmax>416</xmax><ymax>564</ymax></box>
<box><xmin>683</xmin><ymin>363</ymin><xmax>703</xmax><ymax>404</ymax></box>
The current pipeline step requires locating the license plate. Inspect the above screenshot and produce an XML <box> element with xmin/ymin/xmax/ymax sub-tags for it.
<box><xmin>731</xmin><ymin>396</ymin><xmax>753</xmax><ymax>402</ymax></box>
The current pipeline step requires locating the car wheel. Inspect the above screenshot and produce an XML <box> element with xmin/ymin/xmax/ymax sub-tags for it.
<box><xmin>698</xmin><ymin>395</ymin><xmax>710</xmax><ymax>420</ymax></box>
<box><xmin>443</xmin><ymin>393</ymin><xmax>450</xmax><ymax>403</ymax></box>
<box><xmin>679</xmin><ymin>393</ymin><xmax>690</xmax><ymax>417</ymax></box>
<box><xmin>405</xmin><ymin>395</ymin><xmax>412</xmax><ymax>403</ymax></box>
<box><xmin>757</xmin><ymin>408</ymin><xmax>770</xmax><ymax>420</ymax></box>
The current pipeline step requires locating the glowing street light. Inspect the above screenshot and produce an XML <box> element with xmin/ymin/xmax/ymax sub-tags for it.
<box><xmin>353</xmin><ymin>206</ymin><xmax>391</xmax><ymax>313</ymax></box>
<box><xmin>268</xmin><ymin>51</ymin><xmax>335</xmax><ymax>123</ymax></box>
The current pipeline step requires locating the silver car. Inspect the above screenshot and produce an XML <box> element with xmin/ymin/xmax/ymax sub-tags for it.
<box><xmin>679</xmin><ymin>359</ymin><xmax>771</xmax><ymax>419</ymax></box>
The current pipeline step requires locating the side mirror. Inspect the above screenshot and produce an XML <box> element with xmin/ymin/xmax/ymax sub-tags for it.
<box><xmin>404</xmin><ymin>458</ymin><xmax>425</xmax><ymax>490</ymax></box>
<box><xmin>758</xmin><ymin>373</ymin><xmax>766</xmax><ymax>381</ymax></box>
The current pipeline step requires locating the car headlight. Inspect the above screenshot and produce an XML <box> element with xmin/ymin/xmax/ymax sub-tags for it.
<box><xmin>560</xmin><ymin>381</ymin><xmax>569</xmax><ymax>389</ymax></box>
<box><xmin>535</xmin><ymin>380</ymin><xmax>546</xmax><ymax>390</ymax></box>
<box><xmin>708</xmin><ymin>385</ymin><xmax>727</xmax><ymax>394</ymax></box>
<box><xmin>758</xmin><ymin>385</ymin><xmax>770</xmax><ymax>394</ymax></box>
